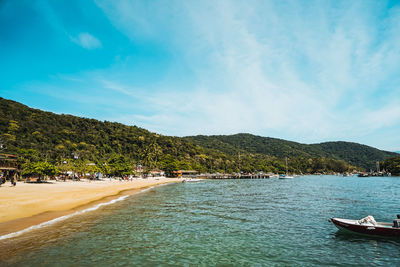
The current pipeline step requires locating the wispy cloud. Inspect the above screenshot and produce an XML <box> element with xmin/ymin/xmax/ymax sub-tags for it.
<box><xmin>70</xmin><ymin>32</ymin><xmax>102</xmax><ymax>49</ymax></box>
<box><xmin>94</xmin><ymin>1</ymin><xmax>400</xmax><ymax>142</ymax></box>
<box><xmin>101</xmin><ymin>80</ymin><xmax>145</xmax><ymax>100</ymax></box>
<box><xmin>5</xmin><ymin>0</ymin><xmax>399</xmax><ymax>150</ymax></box>
<box><xmin>32</xmin><ymin>2</ymin><xmax>103</xmax><ymax>50</ymax></box>
<box><xmin>92</xmin><ymin>0</ymin><xmax>400</xmax><ymax>149</ymax></box>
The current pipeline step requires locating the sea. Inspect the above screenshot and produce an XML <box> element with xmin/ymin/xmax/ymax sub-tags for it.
<box><xmin>1</xmin><ymin>175</ymin><xmax>400</xmax><ymax>266</ymax></box>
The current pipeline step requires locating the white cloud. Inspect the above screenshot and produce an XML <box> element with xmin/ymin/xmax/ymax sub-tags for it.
<box><xmin>71</xmin><ymin>32</ymin><xmax>102</xmax><ymax>49</ymax></box>
<box><xmin>361</xmin><ymin>103</ymin><xmax>400</xmax><ymax>130</ymax></box>
<box><xmin>93</xmin><ymin>1</ymin><xmax>400</xmax><ymax>149</ymax></box>
<box><xmin>101</xmin><ymin>80</ymin><xmax>138</xmax><ymax>98</ymax></box>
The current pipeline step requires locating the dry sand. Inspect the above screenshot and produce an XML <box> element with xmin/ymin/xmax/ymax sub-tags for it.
<box><xmin>0</xmin><ymin>177</ymin><xmax>181</xmax><ymax>236</ymax></box>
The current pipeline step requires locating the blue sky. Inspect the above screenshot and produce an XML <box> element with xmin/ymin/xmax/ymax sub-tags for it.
<box><xmin>1</xmin><ymin>0</ymin><xmax>400</xmax><ymax>151</ymax></box>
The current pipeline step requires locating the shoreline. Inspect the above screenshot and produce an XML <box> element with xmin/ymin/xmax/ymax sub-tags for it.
<box><xmin>0</xmin><ymin>177</ymin><xmax>182</xmax><ymax>239</ymax></box>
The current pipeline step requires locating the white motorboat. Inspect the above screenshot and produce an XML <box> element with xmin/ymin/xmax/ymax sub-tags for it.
<box><xmin>183</xmin><ymin>178</ymin><xmax>202</xmax><ymax>182</ymax></box>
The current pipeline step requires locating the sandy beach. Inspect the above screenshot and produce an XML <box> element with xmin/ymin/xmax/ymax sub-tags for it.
<box><xmin>0</xmin><ymin>177</ymin><xmax>181</xmax><ymax>237</ymax></box>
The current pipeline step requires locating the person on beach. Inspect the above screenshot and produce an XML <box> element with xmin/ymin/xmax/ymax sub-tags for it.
<box><xmin>10</xmin><ymin>173</ymin><xmax>16</xmax><ymax>186</ymax></box>
<box><xmin>0</xmin><ymin>173</ymin><xmax>5</xmax><ymax>186</ymax></box>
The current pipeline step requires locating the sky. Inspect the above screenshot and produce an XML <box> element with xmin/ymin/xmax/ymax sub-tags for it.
<box><xmin>1</xmin><ymin>0</ymin><xmax>400</xmax><ymax>151</ymax></box>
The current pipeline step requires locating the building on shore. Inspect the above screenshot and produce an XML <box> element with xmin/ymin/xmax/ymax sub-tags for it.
<box><xmin>173</xmin><ymin>170</ymin><xmax>198</xmax><ymax>178</ymax></box>
<box><xmin>149</xmin><ymin>169</ymin><xmax>165</xmax><ymax>177</ymax></box>
<box><xmin>135</xmin><ymin>164</ymin><xmax>144</xmax><ymax>177</ymax></box>
<box><xmin>0</xmin><ymin>153</ymin><xmax>19</xmax><ymax>180</ymax></box>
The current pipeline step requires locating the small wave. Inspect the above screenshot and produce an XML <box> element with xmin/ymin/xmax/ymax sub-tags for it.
<box><xmin>140</xmin><ymin>186</ymin><xmax>154</xmax><ymax>193</ymax></box>
<box><xmin>139</xmin><ymin>182</ymin><xmax>172</xmax><ymax>193</ymax></box>
<box><xmin>0</xmin><ymin>195</ymin><xmax>129</xmax><ymax>241</ymax></box>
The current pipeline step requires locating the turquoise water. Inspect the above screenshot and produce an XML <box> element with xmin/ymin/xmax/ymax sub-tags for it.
<box><xmin>2</xmin><ymin>176</ymin><xmax>400</xmax><ymax>266</ymax></box>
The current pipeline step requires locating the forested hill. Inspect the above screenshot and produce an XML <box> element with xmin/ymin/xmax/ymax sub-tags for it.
<box><xmin>0</xmin><ymin>97</ymin><xmax>396</xmax><ymax>174</ymax></box>
<box><xmin>0</xmin><ymin>97</ymin><xmax>218</xmax><ymax>174</ymax></box>
<box><xmin>184</xmin><ymin>134</ymin><xmax>398</xmax><ymax>170</ymax></box>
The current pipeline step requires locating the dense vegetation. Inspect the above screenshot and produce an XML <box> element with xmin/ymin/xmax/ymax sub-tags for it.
<box><xmin>0</xmin><ymin>98</ymin><xmax>225</xmax><ymax>176</ymax></box>
<box><xmin>185</xmin><ymin>134</ymin><xmax>398</xmax><ymax>170</ymax></box>
<box><xmin>381</xmin><ymin>157</ymin><xmax>400</xmax><ymax>176</ymax></box>
<box><xmin>0</xmin><ymin>97</ymin><xmax>396</xmax><ymax>176</ymax></box>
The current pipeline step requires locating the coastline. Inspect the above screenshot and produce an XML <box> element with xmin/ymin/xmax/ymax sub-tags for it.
<box><xmin>0</xmin><ymin>177</ymin><xmax>182</xmax><ymax>239</ymax></box>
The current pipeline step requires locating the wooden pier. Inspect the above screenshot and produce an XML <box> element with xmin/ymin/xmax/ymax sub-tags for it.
<box><xmin>198</xmin><ymin>173</ymin><xmax>270</xmax><ymax>179</ymax></box>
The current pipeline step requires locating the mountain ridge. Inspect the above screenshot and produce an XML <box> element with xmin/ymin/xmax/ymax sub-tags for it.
<box><xmin>1</xmin><ymin>97</ymin><xmax>397</xmax><ymax>173</ymax></box>
<box><xmin>184</xmin><ymin>133</ymin><xmax>398</xmax><ymax>170</ymax></box>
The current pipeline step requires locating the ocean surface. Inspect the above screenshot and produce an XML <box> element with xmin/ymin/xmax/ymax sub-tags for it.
<box><xmin>2</xmin><ymin>175</ymin><xmax>400</xmax><ymax>266</ymax></box>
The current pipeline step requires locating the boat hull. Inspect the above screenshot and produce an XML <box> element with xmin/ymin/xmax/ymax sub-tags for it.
<box><xmin>279</xmin><ymin>175</ymin><xmax>294</xmax><ymax>179</ymax></box>
<box><xmin>331</xmin><ymin>218</ymin><xmax>400</xmax><ymax>237</ymax></box>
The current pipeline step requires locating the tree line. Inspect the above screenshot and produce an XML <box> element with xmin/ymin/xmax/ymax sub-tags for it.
<box><xmin>381</xmin><ymin>157</ymin><xmax>400</xmax><ymax>176</ymax></box>
<box><xmin>0</xmin><ymin>97</ymin><xmax>367</xmax><ymax>177</ymax></box>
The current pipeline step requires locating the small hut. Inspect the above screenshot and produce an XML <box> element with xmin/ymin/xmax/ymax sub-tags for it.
<box><xmin>149</xmin><ymin>169</ymin><xmax>165</xmax><ymax>177</ymax></box>
<box><xmin>173</xmin><ymin>170</ymin><xmax>198</xmax><ymax>178</ymax></box>
<box><xmin>0</xmin><ymin>153</ymin><xmax>19</xmax><ymax>181</ymax></box>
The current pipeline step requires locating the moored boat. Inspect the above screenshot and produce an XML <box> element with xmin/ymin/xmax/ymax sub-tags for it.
<box><xmin>331</xmin><ymin>217</ymin><xmax>400</xmax><ymax>237</ymax></box>
<box><xmin>183</xmin><ymin>178</ymin><xmax>202</xmax><ymax>182</ymax></box>
<box><xmin>279</xmin><ymin>157</ymin><xmax>294</xmax><ymax>179</ymax></box>
<box><xmin>279</xmin><ymin>174</ymin><xmax>294</xmax><ymax>179</ymax></box>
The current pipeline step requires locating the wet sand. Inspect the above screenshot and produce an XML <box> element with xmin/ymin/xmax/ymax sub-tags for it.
<box><xmin>0</xmin><ymin>178</ymin><xmax>181</xmax><ymax>237</ymax></box>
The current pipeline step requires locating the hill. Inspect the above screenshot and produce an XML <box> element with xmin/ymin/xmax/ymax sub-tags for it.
<box><xmin>184</xmin><ymin>134</ymin><xmax>398</xmax><ymax>170</ymax></box>
<box><xmin>0</xmin><ymin>97</ymin><xmax>219</xmax><ymax>175</ymax></box>
<box><xmin>0</xmin><ymin>97</ymin><xmax>394</xmax><ymax>175</ymax></box>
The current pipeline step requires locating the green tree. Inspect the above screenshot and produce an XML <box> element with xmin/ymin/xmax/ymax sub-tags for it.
<box><xmin>108</xmin><ymin>155</ymin><xmax>133</xmax><ymax>177</ymax></box>
<box><xmin>23</xmin><ymin>161</ymin><xmax>58</xmax><ymax>182</ymax></box>
<box><xmin>160</xmin><ymin>155</ymin><xmax>179</xmax><ymax>177</ymax></box>
<box><xmin>382</xmin><ymin>157</ymin><xmax>400</xmax><ymax>175</ymax></box>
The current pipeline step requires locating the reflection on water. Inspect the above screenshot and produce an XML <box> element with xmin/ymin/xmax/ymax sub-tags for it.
<box><xmin>2</xmin><ymin>176</ymin><xmax>400</xmax><ymax>266</ymax></box>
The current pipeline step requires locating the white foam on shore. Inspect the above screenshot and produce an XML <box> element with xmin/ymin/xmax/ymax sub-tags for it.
<box><xmin>0</xmin><ymin>195</ymin><xmax>129</xmax><ymax>241</ymax></box>
<box><xmin>0</xmin><ymin>181</ymin><xmax>174</xmax><ymax>241</ymax></box>
<box><xmin>140</xmin><ymin>186</ymin><xmax>154</xmax><ymax>193</ymax></box>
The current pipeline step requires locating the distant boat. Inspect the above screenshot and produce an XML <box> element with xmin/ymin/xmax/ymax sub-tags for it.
<box><xmin>184</xmin><ymin>178</ymin><xmax>202</xmax><ymax>182</ymax></box>
<box><xmin>279</xmin><ymin>157</ymin><xmax>294</xmax><ymax>179</ymax></box>
<box><xmin>279</xmin><ymin>174</ymin><xmax>293</xmax><ymax>179</ymax></box>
